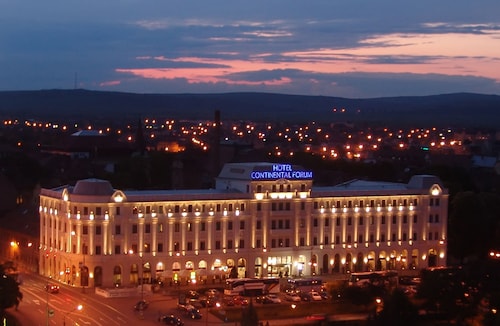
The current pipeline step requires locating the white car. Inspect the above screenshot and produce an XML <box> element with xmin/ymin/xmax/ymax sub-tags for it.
<box><xmin>310</xmin><ymin>291</ymin><xmax>322</xmax><ymax>301</ymax></box>
<box><xmin>265</xmin><ymin>294</ymin><xmax>282</xmax><ymax>303</ymax></box>
<box><xmin>285</xmin><ymin>292</ymin><xmax>301</xmax><ymax>302</ymax></box>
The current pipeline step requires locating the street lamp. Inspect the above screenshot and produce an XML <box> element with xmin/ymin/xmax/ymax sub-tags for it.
<box><xmin>63</xmin><ymin>304</ymin><xmax>83</xmax><ymax>326</ymax></box>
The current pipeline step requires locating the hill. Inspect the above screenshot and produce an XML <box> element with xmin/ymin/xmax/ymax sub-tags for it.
<box><xmin>0</xmin><ymin>89</ymin><xmax>499</xmax><ymax>127</ymax></box>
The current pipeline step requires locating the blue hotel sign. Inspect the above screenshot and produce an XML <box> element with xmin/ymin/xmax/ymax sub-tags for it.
<box><xmin>250</xmin><ymin>164</ymin><xmax>313</xmax><ymax>180</ymax></box>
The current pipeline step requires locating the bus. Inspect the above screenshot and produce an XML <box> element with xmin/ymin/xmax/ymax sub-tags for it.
<box><xmin>348</xmin><ymin>271</ymin><xmax>399</xmax><ymax>289</ymax></box>
<box><xmin>224</xmin><ymin>278</ymin><xmax>280</xmax><ymax>296</ymax></box>
<box><xmin>286</xmin><ymin>278</ymin><xmax>324</xmax><ymax>293</ymax></box>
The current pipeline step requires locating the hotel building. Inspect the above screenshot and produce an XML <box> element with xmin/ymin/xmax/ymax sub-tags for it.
<box><xmin>39</xmin><ymin>162</ymin><xmax>448</xmax><ymax>289</ymax></box>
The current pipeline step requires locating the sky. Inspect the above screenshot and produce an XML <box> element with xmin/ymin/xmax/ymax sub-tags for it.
<box><xmin>1</xmin><ymin>0</ymin><xmax>500</xmax><ymax>98</ymax></box>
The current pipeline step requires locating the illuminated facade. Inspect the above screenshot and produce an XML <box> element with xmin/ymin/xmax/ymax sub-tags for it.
<box><xmin>39</xmin><ymin>162</ymin><xmax>448</xmax><ymax>289</ymax></box>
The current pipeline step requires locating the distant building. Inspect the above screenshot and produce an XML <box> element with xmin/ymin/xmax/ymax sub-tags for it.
<box><xmin>39</xmin><ymin>162</ymin><xmax>448</xmax><ymax>289</ymax></box>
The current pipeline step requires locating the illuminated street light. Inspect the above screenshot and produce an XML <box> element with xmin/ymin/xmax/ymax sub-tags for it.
<box><xmin>63</xmin><ymin>304</ymin><xmax>83</xmax><ymax>326</ymax></box>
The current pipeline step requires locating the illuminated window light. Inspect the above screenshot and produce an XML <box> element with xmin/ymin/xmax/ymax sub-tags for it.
<box><xmin>255</xmin><ymin>193</ymin><xmax>264</xmax><ymax>200</ymax></box>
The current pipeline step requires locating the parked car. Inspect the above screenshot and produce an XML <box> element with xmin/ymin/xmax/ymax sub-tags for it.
<box><xmin>232</xmin><ymin>296</ymin><xmax>249</xmax><ymax>306</ymax></box>
<box><xmin>185</xmin><ymin>308</ymin><xmax>202</xmax><ymax>319</ymax></box>
<box><xmin>186</xmin><ymin>290</ymin><xmax>200</xmax><ymax>299</ymax></box>
<box><xmin>265</xmin><ymin>294</ymin><xmax>281</xmax><ymax>303</ymax></box>
<box><xmin>205</xmin><ymin>289</ymin><xmax>220</xmax><ymax>297</ymax></box>
<box><xmin>255</xmin><ymin>295</ymin><xmax>273</xmax><ymax>304</ymax></box>
<box><xmin>299</xmin><ymin>292</ymin><xmax>311</xmax><ymax>302</ymax></box>
<box><xmin>310</xmin><ymin>291</ymin><xmax>322</xmax><ymax>301</ymax></box>
<box><xmin>134</xmin><ymin>299</ymin><xmax>149</xmax><ymax>311</ymax></box>
<box><xmin>45</xmin><ymin>284</ymin><xmax>59</xmax><ymax>294</ymax></box>
<box><xmin>285</xmin><ymin>292</ymin><xmax>301</xmax><ymax>302</ymax></box>
<box><xmin>159</xmin><ymin>314</ymin><xmax>184</xmax><ymax>325</ymax></box>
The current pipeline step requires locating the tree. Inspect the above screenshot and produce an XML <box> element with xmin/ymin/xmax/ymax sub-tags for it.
<box><xmin>0</xmin><ymin>264</ymin><xmax>23</xmax><ymax>319</ymax></box>
<box><xmin>370</xmin><ymin>289</ymin><xmax>418</xmax><ymax>326</ymax></box>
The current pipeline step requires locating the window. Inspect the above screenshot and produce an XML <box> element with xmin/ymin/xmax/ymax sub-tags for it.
<box><xmin>201</xmin><ymin>222</ymin><xmax>206</xmax><ymax>231</ymax></box>
<box><xmin>301</xmin><ymin>202</ymin><xmax>305</xmax><ymax>210</ymax></box>
<box><xmin>392</xmin><ymin>233</ymin><xmax>396</xmax><ymax>241</ymax></box>
<box><xmin>347</xmin><ymin>217</ymin><xmax>352</xmax><ymax>226</ymax></box>
<box><xmin>403</xmin><ymin>215</ymin><xmax>408</xmax><ymax>224</ymax></box>
<box><xmin>116</xmin><ymin>207</ymin><xmax>120</xmax><ymax>215</ymax></box>
<box><xmin>403</xmin><ymin>233</ymin><xmax>407</xmax><ymax>241</ymax></box>
<box><xmin>187</xmin><ymin>223</ymin><xmax>192</xmax><ymax>232</ymax></box>
<box><xmin>359</xmin><ymin>217</ymin><xmax>363</xmax><ymax>225</ymax></box>
<box><xmin>145</xmin><ymin>223</ymin><xmax>151</xmax><ymax>233</ymax></box>
<box><xmin>413</xmin><ymin>215</ymin><xmax>418</xmax><ymax>223</ymax></box>
<box><xmin>158</xmin><ymin>223</ymin><xmax>164</xmax><ymax>233</ymax></box>
<box><xmin>227</xmin><ymin>240</ymin><xmax>233</xmax><ymax>249</ymax></box>
<box><xmin>144</xmin><ymin>243</ymin><xmax>151</xmax><ymax>253</ymax></box>
<box><xmin>115</xmin><ymin>225</ymin><xmax>121</xmax><ymax>235</ymax></box>
<box><xmin>256</xmin><ymin>239</ymin><xmax>261</xmax><ymax>248</ymax></box>
<box><xmin>256</xmin><ymin>220</ymin><xmax>261</xmax><ymax>230</ymax></box>
<box><xmin>158</xmin><ymin>243</ymin><xmax>163</xmax><ymax>253</ymax></box>
<box><xmin>358</xmin><ymin>235</ymin><xmax>363</xmax><ymax>243</ymax></box>
<box><xmin>95</xmin><ymin>226</ymin><xmax>101</xmax><ymax>235</ymax></box>
<box><xmin>325</xmin><ymin>218</ymin><xmax>329</xmax><ymax>227</ymax></box>
<box><xmin>370</xmin><ymin>234</ymin><xmax>374</xmax><ymax>243</ymax></box>
<box><xmin>95</xmin><ymin>246</ymin><xmax>101</xmax><ymax>255</ymax></box>
<box><xmin>336</xmin><ymin>218</ymin><xmax>340</xmax><ymax>226</ymax></box>
<box><xmin>239</xmin><ymin>239</ymin><xmax>244</xmax><ymax>249</ymax></box>
<box><xmin>257</xmin><ymin>203</ymin><xmax>262</xmax><ymax>211</ymax></box>
<box><xmin>335</xmin><ymin>236</ymin><xmax>340</xmax><ymax>244</ymax></box>
<box><xmin>300</xmin><ymin>218</ymin><xmax>305</xmax><ymax>228</ymax></box>
<box><xmin>200</xmin><ymin>241</ymin><xmax>205</xmax><ymax>250</ymax></box>
<box><xmin>392</xmin><ymin>216</ymin><xmax>397</xmax><ymax>224</ymax></box>
<box><xmin>435</xmin><ymin>215</ymin><xmax>439</xmax><ymax>223</ymax></box>
<box><xmin>174</xmin><ymin>242</ymin><xmax>180</xmax><ymax>251</ymax></box>
<box><xmin>313</xmin><ymin>237</ymin><xmax>318</xmax><ymax>245</ymax></box>
<box><xmin>114</xmin><ymin>245</ymin><xmax>121</xmax><ymax>255</ymax></box>
<box><xmin>174</xmin><ymin>222</ymin><xmax>180</xmax><ymax>232</ymax></box>
<box><xmin>96</xmin><ymin>207</ymin><xmax>102</xmax><ymax>215</ymax></box>
<box><xmin>381</xmin><ymin>216</ymin><xmax>386</xmax><ymax>224</ymax></box>
<box><xmin>313</xmin><ymin>218</ymin><xmax>318</xmax><ymax>227</ymax></box>
<box><xmin>187</xmin><ymin>242</ymin><xmax>193</xmax><ymax>251</ymax></box>
<box><xmin>215</xmin><ymin>241</ymin><xmax>221</xmax><ymax>250</ymax></box>
<box><xmin>228</xmin><ymin>221</ymin><xmax>233</xmax><ymax>230</ymax></box>
<box><xmin>240</xmin><ymin>221</ymin><xmax>245</xmax><ymax>229</ymax></box>
<box><xmin>380</xmin><ymin>234</ymin><xmax>385</xmax><ymax>242</ymax></box>
<box><xmin>278</xmin><ymin>220</ymin><xmax>283</xmax><ymax>229</ymax></box>
<box><xmin>216</xmin><ymin>221</ymin><xmax>221</xmax><ymax>231</ymax></box>
<box><xmin>300</xmin><ymin>237</ymin><xmax>305</xmax><ymax>246</ymax></box>
<box><xmin>83</xmin><ymin>225</ymin><xmax>89</xmax><ymax>235</ymax></box>
<box><xmin>132</xmin><ymin>224</ymin><xmax>138</xmax><ymax>234</ymax></box>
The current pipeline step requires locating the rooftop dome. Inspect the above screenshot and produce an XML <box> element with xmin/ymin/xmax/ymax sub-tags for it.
<box><xmin>72</xmin><ymin>178</ymin><xmax>114</xmax><ymax>196</ymax></box>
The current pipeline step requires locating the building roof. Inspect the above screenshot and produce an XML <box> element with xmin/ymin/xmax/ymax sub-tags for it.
<box><xmin>72</xmin><ymin>178</ymin><xmax>115</xmax><ymax>196</ymax></box>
